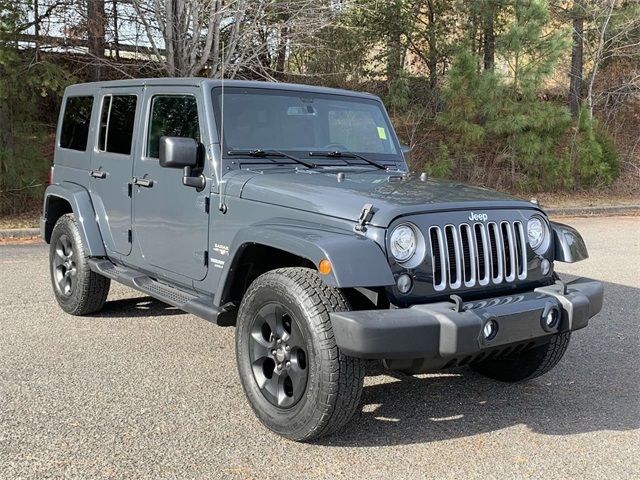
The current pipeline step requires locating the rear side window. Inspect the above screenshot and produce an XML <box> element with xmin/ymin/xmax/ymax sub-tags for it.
<box><xmin>98</xmin><ymin>95</ymin><xmax>138</xmax><ymax>155</ymax></box>
<box><xmin>147</xmin><ymin>95</ymin><xmax>200</xmax><ymax>158</ymax></box>
<box><xmin>59</xmin><ymin>96</ymin><xmax>93</xmax><ymax>151</ymax></box>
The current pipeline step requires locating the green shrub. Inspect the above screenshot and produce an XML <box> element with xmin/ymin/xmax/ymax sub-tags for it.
<box><xmin>423</xmin><ymin>142</ymin><xmax>455</xmax><ymax>178</ymax></box>
<box><xmin>570</xmin><ymin>110</ymin><xmax>620</xmax><ymax>187</ymax></box>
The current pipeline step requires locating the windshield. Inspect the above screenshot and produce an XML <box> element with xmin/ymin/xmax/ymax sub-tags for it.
<box><xmin>212</xmin><ymin>87</ymin><xmax>401</xmax><ymax>165</ymax></box>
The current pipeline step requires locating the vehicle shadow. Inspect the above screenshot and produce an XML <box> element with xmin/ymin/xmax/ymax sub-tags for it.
<box><xmin>317</xmin><ymin>279</ymin><xmax>640</xmax><ymax>447</ymax></box>
<box><xmin>92</xmin><ymin>296</ymin><xmax>184</xmax><ymax>318</ymax></box>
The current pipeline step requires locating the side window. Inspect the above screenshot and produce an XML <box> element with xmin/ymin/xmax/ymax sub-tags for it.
<box><xmin>97</xmin><ymin>95</ymin><xmax>138</xmax><ymax>155</ymax></box>
<box><xmin>146</xmin><ymin>95</ymin><xmax>200</xmax><ymax>158</ymax></box>
<box><xmin>59</xmin><ymin>96</ymin><xmax>93</xmax><ymax>151</ymax></box>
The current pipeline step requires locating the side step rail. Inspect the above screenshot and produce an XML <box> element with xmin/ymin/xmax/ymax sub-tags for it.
<box><xmin>88</xmin><ymin>259</ymin><xmax>220</xmax><ymax>322</ymax></box>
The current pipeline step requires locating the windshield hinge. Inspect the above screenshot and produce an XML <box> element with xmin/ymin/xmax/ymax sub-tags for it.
<box><xmin>355</xmin><ymin>203</ymin><xmax>374</xmax><ymax>233</ymax></box>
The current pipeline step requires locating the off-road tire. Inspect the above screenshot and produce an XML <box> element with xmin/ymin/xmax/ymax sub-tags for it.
<box><xmin>471</xmin><ymin>332</ymin><xmax>571</xmax><ymax>382</ymax></box>
<box><xmin>49</xmin><ymin>214</ymin><xmax>110</xmax><ymax>315</ymax></box>
<box><xmin>235</xmin><ymin>267</ymin><xmax>365</xmax><ymax>441</ymax></box>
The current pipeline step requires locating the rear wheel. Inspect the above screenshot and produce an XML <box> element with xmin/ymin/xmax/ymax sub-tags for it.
<box><xmin>471</xmin><ymin>332</ymin><xmax>571</xmax><ymax>382</ymax></box>
<box><xmin>49</xmin><ymin>214</ymin><xmax>110</xmax><ymax>315</ymax></box>
<box><xmin>235</xmin><ymin>267</ymin><xmax>365</xmax><ymax>441</ymax></box>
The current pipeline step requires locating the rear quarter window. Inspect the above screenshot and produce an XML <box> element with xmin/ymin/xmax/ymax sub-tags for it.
<box><xmin>97</xmin><ymin>95</ymin><xmax>137</xmax><ymax>155</ymax></box>
<box><xmin>59</xmin><ymin>96</ymin><xmax>94</xmax><ymax>151</ymax></box>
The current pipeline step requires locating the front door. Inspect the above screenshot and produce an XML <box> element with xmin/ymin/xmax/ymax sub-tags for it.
<box><xmin>132</xmin><ymin>87</ymin><xmax>209</xmax><ymax>281</ymax></box>
<box><xmin>90</xmin><ymin>88</ymin><xmax>142</xmax><ymax>255</ymax></box>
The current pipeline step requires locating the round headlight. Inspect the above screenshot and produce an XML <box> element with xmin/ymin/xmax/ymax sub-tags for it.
<box><xmin>527</xmin><ymin>216</ymin><xmax>548</xmax><ymax>251</ymax></box>
<box><xmin>390</xmin><ymin>224</ymin><xmax>417</xmax><ymax>263</ymax></box>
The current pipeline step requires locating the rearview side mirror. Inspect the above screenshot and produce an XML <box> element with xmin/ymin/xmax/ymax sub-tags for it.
<box><xmin>400</xmin><ymin>144</ymin><xmax>412</xmax><ymax>155</ymax></box>
<box><xmin>159</xmin><ymin>136</ymin><xmax>198</xmax><ymax>169</ymax></box>
<box><xmin>159</xmin><ymin>136</ymin><xmax>206</xmax><ymax>190</ymax></box>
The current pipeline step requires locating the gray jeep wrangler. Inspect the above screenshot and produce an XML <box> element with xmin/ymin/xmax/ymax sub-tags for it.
<box><xmin>42</xmin><ymin>78</ymin><xmax>603</xmax><ymax>441</ymax></box>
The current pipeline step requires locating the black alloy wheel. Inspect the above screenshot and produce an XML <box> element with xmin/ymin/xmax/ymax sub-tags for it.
<box><xmin>249</xmin><ymin>302</ymin><xmax>308</xmax><ymax>408</ymax></box>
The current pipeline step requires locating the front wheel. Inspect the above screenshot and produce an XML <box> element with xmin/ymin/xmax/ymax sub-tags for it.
<box><xmin>471</xmin><ymin>332</ymin><xmax>571</xmax><ymax>382</ymax></box>
<box><xmin>235</xmin><ymin>267</ymin><xmax>365</xmax><ymax>441</ymax></box>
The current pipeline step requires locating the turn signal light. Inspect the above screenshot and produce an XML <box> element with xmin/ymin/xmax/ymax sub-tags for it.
<box><xmin>318</xmin><ymin>259</ymin><xmax>332</xmax><ymax>275</ymax></box>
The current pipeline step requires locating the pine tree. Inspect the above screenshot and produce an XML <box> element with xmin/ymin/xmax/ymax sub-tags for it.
<box><xmin>437</xmin><ymin>0</ymin><xmax>573</xmax><ymax>190</ymax></box>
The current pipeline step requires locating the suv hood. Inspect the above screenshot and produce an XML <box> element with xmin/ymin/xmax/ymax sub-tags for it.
<box><xmin>236</xmin><ymin>169</ymin><xmax>539</xmax><ymax>227</ymax></box>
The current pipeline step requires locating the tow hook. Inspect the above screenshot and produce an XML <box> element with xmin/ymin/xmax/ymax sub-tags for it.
<box><xmin>355</xmin><ymin>203</ymin><xmax>374</xmax><ymax>233</ymax></box>
<box><xmin>449</xmin><ymin>294</ymin><xmax>464</xmax><ymax>313</ymax></box>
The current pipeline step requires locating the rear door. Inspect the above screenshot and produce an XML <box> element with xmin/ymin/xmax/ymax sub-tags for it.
<box><xmin>132</xmin><ymin>87</ymin><xmax>209</xmax><ymax>281</ymax></box>
<box><xmin>90</xmin><ymin>88</ymin><xmax>142</xmax><ymax>255</ymax></box>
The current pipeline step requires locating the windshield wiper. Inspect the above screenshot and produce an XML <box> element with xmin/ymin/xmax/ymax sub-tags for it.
<box><xmin>308</xmin><ymin>150</ymin><xmax>387</xmax><ymax>170</ymax></box>
<box><xmin>228</xmin><ymin>149</ymin><xmax>316</xmax><ymax>169</ymax></box>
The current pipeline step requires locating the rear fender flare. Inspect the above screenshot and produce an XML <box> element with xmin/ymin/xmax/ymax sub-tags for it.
<box><xmin>42</xmin><ymin>183</ymin><xmax>106</xmax><ymax>257</ymax></box>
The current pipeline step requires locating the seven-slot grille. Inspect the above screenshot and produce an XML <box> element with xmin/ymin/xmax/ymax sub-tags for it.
<box><xmin>428</xmin><ymin>221</ymin><xmax>528</xmax><ymax>291</ymax></box>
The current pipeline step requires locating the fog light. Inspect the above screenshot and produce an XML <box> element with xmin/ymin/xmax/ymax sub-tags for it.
<box><xmin>396</xmin><ymin>274</ymin><xmax>413</xmax><ymax>294</ymax></box>
<box><xmin>483</xmin><ymin>319</ymin><xmax>498</xmax><ymax>340</ymax></box>
<box><xmin>541</xmin><ymin>258</ymin><xmax>550</xmax><ymax>275</ymax></box>
<box><xmin>542</xmin><ymin>307</ymin><xmax>560</xmax><ymax>330</ymax></box>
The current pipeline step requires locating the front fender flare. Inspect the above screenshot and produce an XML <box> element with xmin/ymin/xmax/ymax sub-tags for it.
<box><xmin>551</xmin><ymin>221</ymin><xmax>588</xmax><ymax>263</ymax></box>
<box><xmin>42</xmin><ymin>183</ymin><xmax>106</xmax><ymax>257</ymax></box>
<box><xmin>222</xmin><ymin>224</ymin><xmax>395</xmax><ymax>290</ymax></box>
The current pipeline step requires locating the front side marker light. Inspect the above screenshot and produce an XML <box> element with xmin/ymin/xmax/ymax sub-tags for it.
<box><xmin>318</xmin><ymin>259</ymin><xmax>332</xmax><ymax>275</ymax></box>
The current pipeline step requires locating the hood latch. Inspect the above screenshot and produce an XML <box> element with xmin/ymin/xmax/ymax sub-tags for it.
<box><xmin>355</xmin><ymin>203</ymin><xmax>374</xmax><ymax>233</ymax></box>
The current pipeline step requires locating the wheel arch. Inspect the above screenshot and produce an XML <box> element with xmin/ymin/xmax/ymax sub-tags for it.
<box><xmin>215</xmin><ymin>224</ymin><xmax>395</xmax><ymax>307</ymax></box>
<box><xmin>42</xmin><ymin>183</ymin><xmax>106</xmax><ymax>257</ymax></box>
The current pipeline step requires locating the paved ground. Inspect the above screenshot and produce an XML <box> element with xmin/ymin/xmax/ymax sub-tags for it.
<box><xmin>1</xmin><ymin>216</ymin><xmax>638</xmax><ymax>479</ymax></box>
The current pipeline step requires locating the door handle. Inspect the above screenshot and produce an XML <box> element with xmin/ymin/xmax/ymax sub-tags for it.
<box><xmin>133</xmin><ymin>177</ymin><xmax>154</xmax><ymax>188</ymax></box>
<box><xmin>89</xmin><ymin>169</ymin><xmax>107</xmax><ymax>179</ymax></box>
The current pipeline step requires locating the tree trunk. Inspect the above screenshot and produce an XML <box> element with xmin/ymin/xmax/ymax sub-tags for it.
<box><xmin>568</xmin><ymin>0</ymin><xmax>584</xmax><ymax>118</ymax></box>
<box><xmin>112</xmin><ymin>0</ymin><xmax>120</xmax><ymax>61</ymax></box>
<box><xmin>427</xmin><ymin>0</ymin><xmax>438</xmax><ymax>89</ymax></box>
<box><xmin>386</xmin><ymin>0</ymin><xmax>404</xmax><ymax>89</ymax></box>
<box><xmin>87</xmin><ymin>0</ymin><xmax>105</xmax><ymax>81</ymax></box>
<box><xmin>483</xmin><ymin>3</ymin><xmax>495</xmax><ymax>70</ymax></box>
<box><xmin>0</xmin><ymin>63</ymin><xmax>14</xmax><ymax>213</ymax></box>
<box><xmin>386</xmin><ymin>30</ymin><xmax>403</xmax><ymax>86</ymax></box>
<box><xmin>467</xmin><ymin>6</ymin><xmax>480</xmax><ymax>73</ymax></box>
<box><xmin>275</xmin><ymin>26</ymin><xmax>289</xmax><ymax>79</ymax></box>
<box><xmin>33</xmin><ymin>0</ymin><xmax>40</xmax><ymax>62</ymax></box>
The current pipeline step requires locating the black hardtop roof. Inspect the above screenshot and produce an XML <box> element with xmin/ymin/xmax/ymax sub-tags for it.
<box><xmin>64</xmin><ymin>78</ymin><xmax>380</xmax><ymax>101</ymax></box>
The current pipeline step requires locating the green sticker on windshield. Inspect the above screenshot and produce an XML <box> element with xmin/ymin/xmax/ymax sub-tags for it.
<box><xmin>377</xmin><ymin>127</ymin><xmax>387</xmax><ymax>140</ymax></box>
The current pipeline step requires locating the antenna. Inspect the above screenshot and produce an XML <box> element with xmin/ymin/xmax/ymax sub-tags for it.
<box><xmin>218</xmin><ymin>42</ymin><xmax>227</xmax><ymax>214</ymax></box>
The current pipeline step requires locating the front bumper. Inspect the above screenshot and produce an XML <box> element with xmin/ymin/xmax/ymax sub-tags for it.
<box><xmin>330</xmin><ymin>278</ymin><xmax>603</xmax><ymax>365</ymax></box>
